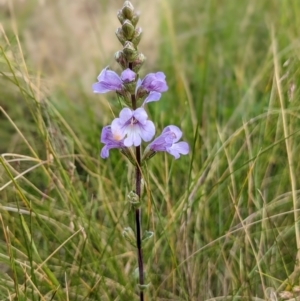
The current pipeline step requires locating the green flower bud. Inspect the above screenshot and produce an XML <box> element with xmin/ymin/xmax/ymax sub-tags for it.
<box><xmin>122</xmin><ymin>227</ymin><xmax>136</xmax><ymax>247</ymax></box>
<box><xmin>122</xmin><ymin>1</ymin><xmax>135</xmax><ymax>19</ymax></box>
<box><xmin>123</xmin><ymin>41</ymin><xmax>138</xmax><ymax>62</ymax></box>
<box><xmin>115</xmin><ymin>51</ymin><xmax>127</xmax><ymax>69</ymax></box>
<box><xmin>117</xmin><ymin>10</ymin><xmax>125</xmax><ymax>24</ymax></box>
<box><xmin>132</xmin><ymin>53</ymin><xmax>146</xmax><ymax>73</ymax></box>
<box><xmin>122</xmin><ymin>20</ymin><xmax>135</xmax><ymax>40</ymax></box>
<box><xmin>131</xmin><ymin>12</ymin><xmax>140</xmax><ymax>27</ymax></box>
<box><xmin>127</xmin><ymin>191</ymin><xmax>140</xmax><ymax>205</ymax></box>
<box><xmin>131</xmin><ymin>27</ymin><xmax>143</xmax><ymax>46</ymax></box>
<box><xmin>115</xmin><ymin>28</ymin><xmax>126</xmax><ymax>45</ymax></box>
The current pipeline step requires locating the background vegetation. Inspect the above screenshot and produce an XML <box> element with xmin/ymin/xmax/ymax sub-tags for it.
<box><xmin>1</xmin><ymin>0</ymin><xmax>300</xmax><ymax>300</ymax></box>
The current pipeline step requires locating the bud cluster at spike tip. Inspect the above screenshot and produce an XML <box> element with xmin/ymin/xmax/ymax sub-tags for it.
<box><xmin>93</xmin><ymin>1</ymin><xmax>189</xmax><ymax>161</ymax></box>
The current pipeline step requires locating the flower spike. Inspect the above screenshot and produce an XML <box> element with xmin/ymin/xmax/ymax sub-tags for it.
<box><xmin>93</xmin><ymin>3</ymin><xmax>189</xmax><ymax>300</ymax></box>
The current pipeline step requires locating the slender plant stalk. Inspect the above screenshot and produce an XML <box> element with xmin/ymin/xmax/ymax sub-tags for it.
<box><xmin>135</xmin><ymin>151</ymin><xmax>144</xmax><ymax>301</ymax></box>
<box><xmin>130</xmin><ymin>60</ymin><xmax>145</xmax><ymax>300</ymax></box>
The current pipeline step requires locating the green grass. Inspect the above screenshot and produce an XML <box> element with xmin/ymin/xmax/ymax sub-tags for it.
<box><xmin>1</xmin><ymin>0</ymin><xmax>300</xmax><ymax>300</ymax></box>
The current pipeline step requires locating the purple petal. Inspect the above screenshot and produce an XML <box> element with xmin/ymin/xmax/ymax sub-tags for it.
<box><xmin>101</xmin><ymin>126</ymin><xmax>124</xmax><ymax>145</ymax></box>
<box><xmin>100</xmin><ymin>126</ymin><xmax>110</xmax><ymax>143</ymax></box>
<box><xmin>141</xmin><ymin>73</ymin><xmax>156</xmax><ymax>88</ymax></box>
<box><xmin>92</xmin><ymin>82</ymin><xmax>113</xmax><ymax>94</ymax></box>
<box><xmin>143</xmin><ymin>91</ymin><xmax>161</xmax><ymax>104</ymax></box>
<box><xmin>164</xmin><ymin>125</ymin><xmax>182</xmax><ymax>142</ymax></box>
<box><xmin>140</xmin><ymin>72</ymin><xmax>168</xmax><ymax>93</ymax></box>
<box><xmin>96</xmin><ymin>68</ymin><xmax>108</xmax><ymax>82</ymax></box>
<box><xmin>148</xmin><ymin>132</ymin><xmax>173</xmax><ymax>151</ymax></box>
<box><xmin>175</xmin><ymin>141</ymin><xmax>189</xmax><ymax>154</ymax></box>
<box><xmin>93</xmin><ymin>68</ymin><xmax>122</xmax><ymax>94</ymax></box>
<box><xmin>140</xmin><ymin>120</ymin><xmax>155</xmax><ymax>142</ymax></box>
<box><xmin>100</xmin><ymin>126</ymin><xmax>125</xmax><ymax>159</ymax></box>
<box><xmin>149</xmin><ymin>79</ymin><xmax>168</xmax><ymax>92</ymax></box>
<box><xmin>100</xmin><ymin>146</ymin><xmax>109</xmax><ymax>158</ymax></box>
<box><xmin>119</xmin><ymin>107</ymin><xmax>134</xmax><ymax>122</ymax></box>
<box><xmin>125</xmin><ymin>131</ymin><xmax>142</xmax><ymax>147</ymax></box>
<box><xmin>121</xmin><ymin>69</ymin><xmax>136</xmax><ymax>83</ymax></box>
<box><xmin>167</xmin><ymin>142</ymin><xmax>189</xmax><ymax>159</ymax></box>
<box><xmin>123</xmin><ymin>136</ymin><xmax>133</xmax><ymax>147</ymax></box>
<box><xmin>155</xmin><ymin>72</ymin><xmax>166</xmax><ymax>80</ymax></box>
<box><xmin>133</xmin><ymin>108</ymin><xmax>148</xmax><ymax>124</ymax></box>
<box><xmin>99</xmin><ymin>69</ymin><xmax>122</xmax><ymax>86</ymax></box>
<box><xmin>148</xmin><ymin>126</ymin><xmax>177</xmax><ymax>152</ymax></box>
<box><xmin>111</xmin><ymin>118</ymin><xmax>126</xmax><ymax>141</ymax></box>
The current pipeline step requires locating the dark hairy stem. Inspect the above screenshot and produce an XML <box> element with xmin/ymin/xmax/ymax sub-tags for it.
<box><xmin>129</xmin><ymin>62</ymin><xmax>144</xmax><ymax>301</ymax></box>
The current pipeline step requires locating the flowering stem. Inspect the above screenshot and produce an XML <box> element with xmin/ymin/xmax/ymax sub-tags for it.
<box><xmin>129</xmin><ymin>63</ymin><xmax>144</xmax><ymax>301</ymax></box>
<box><xmin>135</xmin><ymin>148</ymin><xmax>144</xmax><ymax>301</ymax></box>
<box><xmin>93</xmin><ymin>2</ymin><xmax>189</xmax><ymax>300</ymax></box>
<box><xmin>135</xmin><ymin>135</ymin><xmax>145</xmax><ymax>301</ymax></box>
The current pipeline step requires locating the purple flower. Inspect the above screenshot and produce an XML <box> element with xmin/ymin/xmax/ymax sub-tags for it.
<box><xmin>136</xmin><ymin>72</ymin><xmax>168</xmax><ymax>104</ymax></box>
<box><xmin>93</xmin><ymin>68</ymin><xmax>136</xmax><ymax>94</ymax></box>
<box><xmin>100</xmin><ymin>126</ymin><xmax>125</xmax><ymax>158</ymax></box>
<box><xmin>111</xmin><ymin>107</ymin><xmax>155</xmax><ymax>147</ymax></box>
<box><xmin>147</xmin><ymin>125</ymin><xmax>189</xmax><ymax>159</ymax></box>
<box><xmin>93</xmin><ymin>68</ymin><xmax>168</xmax><ymax>105</ymax></box>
